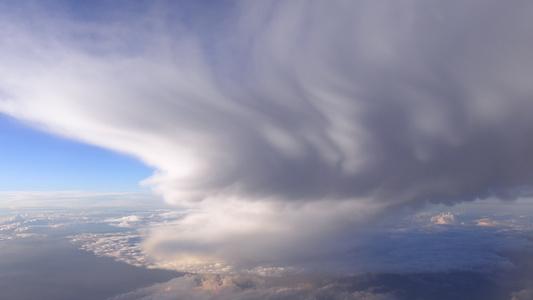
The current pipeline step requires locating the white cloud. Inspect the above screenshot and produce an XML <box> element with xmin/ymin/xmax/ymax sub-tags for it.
<box><xmin>106</xmin><ymin>215</ymin><xmax>144</xmax><ymax>228</ymax></box>
<box><xmin>72</xmin><ymin>232</ymin><xmax>153</xmax><ymax>268</ymax></box>
<box><xmin>430</xmin><ymin>212</ymin><xmax>458</xmax><ymax>225</ymax></box>
<box><xmin>475</xmin><ymin>218</ymin><xmax>501</xmax><ymax>227</ymax></box>
<box><xmin>139</xmin><ymin>199</ymin><xmax>384</xmax><ymax>274</ymax></box>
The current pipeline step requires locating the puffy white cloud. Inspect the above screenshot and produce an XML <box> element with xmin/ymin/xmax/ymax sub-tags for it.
<box><xmin>2</xmin><ymin>0</ymin><xmax>533</xmax><ymax>272</ymax></box>
<box><xmin>106</xmin><ymin>215</ymin><xmax>144</xmax><ymax>228</ymax></box>
<box><xmin>430</xmin><ymin>212</ymin><xmax>457</xmax><ymax>225</ymax></box>
<box><xmin>475</xmin><ymin>218</ymin><xmax>501</xmax><ymax>227</ymax></box>
<box><xmin>73</xmin><ymin>232</ymin><xmax>152</xmax><ymax>268</ymax></box>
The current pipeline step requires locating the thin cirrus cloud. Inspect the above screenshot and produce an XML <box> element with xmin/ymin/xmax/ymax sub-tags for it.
<box><xmin>1</xmin><ymin>0</ymin><xmax>533</xmax><ymax>272</ymax></box>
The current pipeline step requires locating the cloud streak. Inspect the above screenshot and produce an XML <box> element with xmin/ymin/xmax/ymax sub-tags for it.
<box><xmin>2</xmin><ymin>0</ymin><xmax>533</xmax><ymax>272</ymax></box>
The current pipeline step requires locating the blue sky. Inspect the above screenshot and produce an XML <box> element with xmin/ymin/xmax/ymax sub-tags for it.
<box><xmin>0</xmin><ymin>114</ymin><xmax>152</xmax><ymax>191</ymax></box>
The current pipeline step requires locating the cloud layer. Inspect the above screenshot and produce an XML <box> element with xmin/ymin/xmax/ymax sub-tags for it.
<box><xmin>2</xmin><ymin>0</ymin><xmax>533</xmax><ymax>272</ymax></box>
<box><xmin>110</xmin><ymin>274</ymin><xmax>398</xmax><ymax>300</ymax></box>
<box><xmin>4</xmin><ymin>198</ymin><xmax>533</xmax><ymax>299</ymax></box>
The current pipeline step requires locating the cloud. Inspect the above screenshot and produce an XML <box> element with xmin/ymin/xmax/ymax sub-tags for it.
<box><xmin>2</xmin><ymin>0</ymin><xmax>533</xmax><ymax>272</ymax></box>
<box><xmin>65</xmin><ymin>201</ymin><xmax>533</xmax><ymax>277</ymax></box>
<box><xmin>110</xmin><ymin>274</ymin><xmax>398</xmax><ymax>300</ymax></box>
<box><xmin>138</xmin><ymin>199</ymin><xmax>387</xmax><ymax>274</ymax></box>
<box><xmin>430</xmin><ymin>212</ymin><xmax>457</xmax><ymax>225</ymax></box>
<box><xmin>475</xmin><ymin>218</ymin><xmax>502</xmax><ymax>227</ymax></box>
<box><xmin>4</xmin><ymin>201</ymin><xmax>533</xmax><ymax>299</ymax></box>
<box><xmin>511</xmin><ymin>289</ymin><xmax>533</xmax><ymax>300</ymax></box>
<box><xmin>106</xmin><ymin>215</ymin><xmax>144</xmax><ymax>228</ymax></box>
<box><xmin>73</xmin><ymin>232</ymin><xmax>152</xmax><ymax>268</ymax></box>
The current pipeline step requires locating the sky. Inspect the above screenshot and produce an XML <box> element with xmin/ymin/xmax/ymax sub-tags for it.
<box><xmin>2</xmin><ymin>0</ymin><xmax>533</xmax><ymax>299</ymax></box>
<box><xmin>0</xmin><ymin>114</ymin><xmax>153</xmax><ymax>191</ymax></box>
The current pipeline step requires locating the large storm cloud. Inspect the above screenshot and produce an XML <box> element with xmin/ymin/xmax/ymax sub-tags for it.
<box><xmin>1</xmin><ymin>0</ymin><xmax>533</xmax><ymax>272</ymax></box>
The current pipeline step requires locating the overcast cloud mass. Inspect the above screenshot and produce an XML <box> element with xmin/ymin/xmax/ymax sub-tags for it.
<box><xmin>2</xmin><ymin>0</ymin><xmax>533</xmax><ymax>274</ymax></box>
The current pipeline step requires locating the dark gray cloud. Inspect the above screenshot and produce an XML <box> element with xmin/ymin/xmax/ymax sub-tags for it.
<box><xmin>2</xmin><ymin>0</ymin><xmax>533</xmax><ymax>271</ymax></box>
